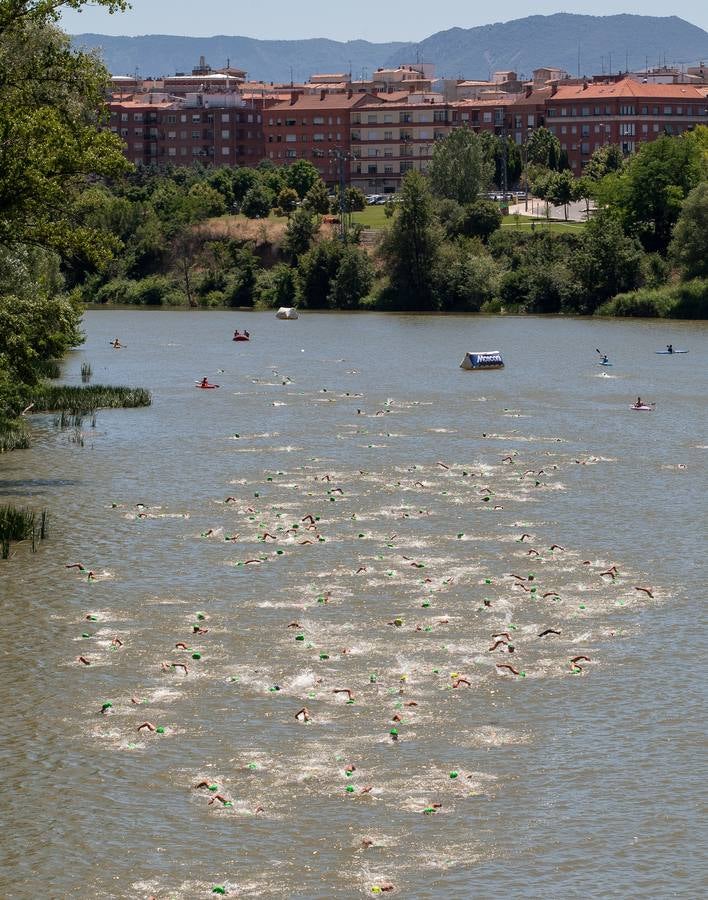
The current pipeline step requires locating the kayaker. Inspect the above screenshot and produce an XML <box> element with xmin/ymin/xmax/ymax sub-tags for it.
<box><xmin>200</xmin><ymin>377</ymin><xmax>209</xmax><ymax>387</ymax></box>
<box><xmin>601</xmin><ymin>354</ymin><xmax>609</xmax><ymax>364</ymax></box>
<box><xmin>110</xmin><ymin>337</ymin><xmax>122</xmax><ymax>348</ymax></box>
<box><xmin>234</xmin><ymin>330</ymin><xmax>240</xmax><ymax>338</ymax></box>
<box><xmin>244</xmin><ymin>330</ymin><xmax>250</xmax><ymax>338</ymax></box>
<box><xmin>634</xmin><ymin>397</ymin><xmax>642</xmax><ymax>408</ymax></box>
<box><xmin>666</xmin><ymin>344</ymin><xmax>673</xmax><ymax>354</ymax></box>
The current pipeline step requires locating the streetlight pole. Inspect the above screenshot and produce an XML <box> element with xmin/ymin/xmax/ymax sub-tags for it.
<box><xmin>329</xmin><ymin>147</ymin><xmax>355</xmax><ymax>241</ymax></box>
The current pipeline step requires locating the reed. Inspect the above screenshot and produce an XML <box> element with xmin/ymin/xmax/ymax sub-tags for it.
<box><xmin>38</xmin><ymin>359</ymin><xmax>61</xmax><ymax>379</ymax></box>
<box><xmin>0</xmin><ymin>504</ymin><xmax>48</xmax><ymax>557</ymax></box>
<box><xmin>31</xmin><ymin>385</ymin><xmax>152</xmax><ymax>413</ymax></box>
<box><xmin>81</xmin><ymin>362</ymin><xmax>93</xmax><ymax>383</ymax></box>
<box><xmin>0</xmin><ymin>426</ymin><xmax>31</xmax><ymax>452</ymax></box>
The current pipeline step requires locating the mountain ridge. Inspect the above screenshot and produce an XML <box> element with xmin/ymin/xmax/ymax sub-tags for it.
<box><xmin>71</xmin><ymin>14</ymin><xmax>708</xmax><ymax>84</ymax></box>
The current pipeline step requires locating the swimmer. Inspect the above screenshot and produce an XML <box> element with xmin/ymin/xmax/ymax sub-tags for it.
<box><xmin>192</xmin><ymin>625</ymin><xmax>208</xmax><ymax>634</ymax></box>
<box><xmin>77</xmin><ymin>656</ymin><xmax>91</xmax><ymax>665</ymax></box>
<box><xmin>496</xmin><ymin>663</ymin><xmax>520</xmax><ymax>676</ymax></box>
<box><xmin>295</xmin><ymin>707</ymin><xmax>311</xmax><ymax>722</ymax></box>
<box><xmin>570</xmin><ymin>655</ymin><xmax>590</xmax><ymax>673</ymax></box>
<box><xmin>488</xmin><ymin>639</ymin><xmax>509</xmax><ymax>651</ymax></box>
<box><xmin>261</xmin><ymin>532</ymin><xmax>277</xmax><ymax>541</ymax></box>
<box><xmin>332</xmin><ymin>689</ymin><xmax>354</xmax><ymax>701</ymax></box>
<box><xmin>162</xmin><ymin>661</ymin><xmax>189</xmax><ymax>675</ymax></box>
<box><xmin>634</xmin><ymin>586</ymin><xmax>654</xmax><ymax>598</ymax></box>
<box><xmin>111</xmin><ymin>637</ymin><xmax>123</xmax><ymax>648</ymax></box>
<box><xmin>355</xmin><ymin>566</ymin><xmax>367</xmax><ymax>574</ymax></box>
<box><xmin>175</xmin><ymin>642</ymin><xmax>189</xmax><ymax>649</ymax></box>
<box><xmin>301</xmin><ymin>514</ymin><xmax>316</xmax><ymax>524</ymax></box>
<box><xmin>224</xmin><ymin>497</ymin><xmax>237</xmax><ymax>503</ymax></box>
<box><xmin>538</xmin><ymin>628</ymin><xmax>561</xmax><ymax>637</ymax></box>
<box><xmin>207</xmin><ymin>794</ymin><xmax>231</xmax><ymax>806</ymax></box>
<box><xmin>549</xmin><ymin>544</ymin><xmax>565</xmax><ymax>551</ymax></box>
<box><xmin>287</xmin><ymin>622</ymin><xmax>301</xmax><ymax>628</ymax></box>
<box><xmin>137</xmin><ymin>722</ymin><xmax>156</xmax><ymax>732</ymax></box>
<box><xmin>492</xmin><ymin>632</ymin><xmax>511</xmax><ymax>641</ymax></box>
<box><xmin>66</xmin><ymin>563</ymin><xmax>87</xmax><ymax>571</ymax></box>
<box><xmin>243</xmin><ymin>559</ymin><xmax>262</xmax><ymax>565</ymax></box>
<box><xmin>361</xmin><ymin>838</ymin><xmax>375</xmax><ymax>848</ymax></box>
<box><xmin>502</xmin><ymin>456</ymin><xmax>515</xmax><ymax>463</ymax></box>
<box><xmin>130</xmin><ymin>696</ymin><xmax>142</xmax><ymax>704</ymax></box>
<box><xmin>452</xmin><ymin>678</ymin><xmax>470</xmax><ymax>688</ymax></box>
<box><xmin>600</xmin><ymin>566</ymin><xmax>618</xmax><ymax>579</ymax></box>
<box><xmin>518</xmin><ymin>533</ymin><xmax>531</xmax><ymax>542</ymax></box>
<box><xmin>404</xmin><ymin>701</ymin><xmax>418</xmax><ymax>707</ymax></box>
<box><xmin>437</xmin><ymin>461</ymin><xmax>450</xmax><ymax>469</ymax></box>
<box><xmin>482</xmin><ymin>599</ymin><xmax>492</xmax><ymax>607</ymax></box>
<box><xmin>543</xmin><ymin>591</ymin><xmax>560</xmax><ymax>598</ymax></box>
<box><xmin>509</xmin><ymin>573</ymin><xmax>527</xmax><ymax>581</ymax></box>
<box><xmin>526</xmin><ymin>548</ymin><xmax>540</xmax><ymax>557</ymax></box>
<box><xmin>194</xmin><ymin>781</ymin><xmax>214</xmax><ymax>790</ymax></box>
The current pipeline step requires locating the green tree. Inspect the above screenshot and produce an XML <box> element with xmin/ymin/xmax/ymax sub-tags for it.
<box><xmin>596</xmin><ymin>133</ymin><xmax>703</xmax><ymax>252</ymax></box>
<box><xmin>283</xmin><ymin>207</ymin><xmax>319</xmax><ymax>261</ymax></box>
<box><xmin>527</xmin><ymin>127</ymin><xmax>562</xmax><ymax>171</ymax></box>
<box><xmin>285</xmin><ymin>160</ymin><xmax>321</xmax><ymax>199</ymax></box>
<box><xmin>545</xmin><ymin>170</ymin><xmax>575</xmax><ymax>220</ymax></box>
<box><xmin>277</xmin><ymin>187</ymin><xmax>299</xmax><ymax>217</ymax></box>
<box><xmin>241</xmin><ymin>184</ymin><xmax>273</xmax><ymax>219</ymax></box>
<box><xmin>297</xmin><ymin>239</ymin><xmax>343</xmax><ymax>309</ymax></box>
<box><xmin>0</xmin><ymin>10</ymin><xmax>130</xmax><ymax>263</ymax></box>
<box><xmin>380</xmin><ymin>170</ymin><xmax>441</xmax><ymax>308</ymax></box>
<box><xmin>435</xmin><ymin>243</ymin><xmax>499</xmax><ymax>311</ymax></box>
<box><xmin>328</xmin><ymin>246</ymin><xmax>374</xmax><ymax>309</ymax></box>
<box><xmin>224</xmin><ymin>245</ymin><xmax>260</xmax><ymax>308</ymax></box>
<box><xmin>572</xmin><ymin>175</ymin><xmax>595</xmax><ymax>219</ymax></box>
<box><xmin>303</xmin><ymin>179</ymin><xmax>330</xmax><ymax>214</ymax></box>
<box><xmin>188</xmin><ymin>182</ymin><xmax>226</xmax><ymax>219</ymax></box>
<box><xmin>669</xmin><ymin>181</ymin><xmax>708</xmax><ymax>280</ymax></box>
<box><xmin>583</xmin><ymin>143</ymin><xmax>624</xmax><ymax>180</ymax></box>
<box><xmin>255</xmin><ymin>263</ymin><xmax>297</xmax><ymax>309</ymax></box>
<box><xmin>344</xmin><ymin>186</ymin><xmax>366</xmax><ymax>212</ymax></box>
<box><xmin>429</xmin><ymin>127</ymin><xmax>494</xmax><ymax>204</ymax></box>
<box><xmin>459</xmin><ymin>199</ymin><xmax>503</xmax><ymax>242</ymax></box>
<box><xmin>569</xmin><ymin>212</ymin><xmax>645</xmax><ymax>313</ymax></box>
<box><xmin>232</xmin><ymin>167</ymin><xmax>260</xmax><ymax>204</ymax></box>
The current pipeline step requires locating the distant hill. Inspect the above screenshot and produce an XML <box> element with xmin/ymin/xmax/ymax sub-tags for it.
<box><xmin>72</xmin><ymin>14</ymin><xmax>708</xmax><ymax>83</ymax></box>
<box><xmin>70</xmin><ymin>34</ymin><xmax>412</xmax><ymax>83</ymax></box>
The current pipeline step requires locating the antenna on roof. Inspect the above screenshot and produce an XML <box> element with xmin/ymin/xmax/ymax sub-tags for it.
<box><xmin>290</xmin><ymin>65</ymin><xmax>293</xmax><ymax>87</ymax></box>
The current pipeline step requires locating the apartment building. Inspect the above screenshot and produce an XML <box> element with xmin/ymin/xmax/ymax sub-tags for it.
<box><xmin>349</xmin><ymin>95</ymin><xmax>455</xmax><ymax>193</ymax></box>
<box><xmin>262</xmin><ymin>92</ymin><xmax>383</xmax><ymax>183</ymax></box>
<box><xmin>544</xmin><ymin>78</ymin><xmax>708</xmax><ymax>173</ymax></box>
<box><xmin>108</xmin><ymin>91</ymin><xmax>263</xmax><ymax>167</ymax></box>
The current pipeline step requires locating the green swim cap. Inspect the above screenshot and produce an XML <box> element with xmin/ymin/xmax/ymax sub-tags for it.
<box><xmin>156</xmin><ymin>726</ymin><xmax>165</xmax><ymax>734</ymax></box>
<box><xmin>192</xmin><ymin>652</ymin><xmax>202</xmax><ymax>660</ymax></box>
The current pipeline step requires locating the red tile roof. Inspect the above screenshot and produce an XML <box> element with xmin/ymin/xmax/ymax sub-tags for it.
<box><xmin>270</xmin><ymin>92</ymin><xmax>382</xmax><ymax>111</ymax></box>
<box><xmin>552</xmin><ymin>77</ymin><xmax>708</xmax><ymax>101</ymax></box>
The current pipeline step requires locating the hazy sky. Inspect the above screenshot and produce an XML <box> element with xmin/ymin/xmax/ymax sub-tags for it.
<box><xmin>62</xmin><ymin>1</ymin><xmax>707</xmax><ymax>41</ymax></box>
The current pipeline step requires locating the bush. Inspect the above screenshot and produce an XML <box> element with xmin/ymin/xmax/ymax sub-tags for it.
<box><xmin>596</xmin><ymin>280</ymin><xmax>708</xmax><ymax>318</ymax></box>
<box><xmin>255</xmin><ymin>264</ymin><xmax>298</xmax><ymax>309</ymax></box>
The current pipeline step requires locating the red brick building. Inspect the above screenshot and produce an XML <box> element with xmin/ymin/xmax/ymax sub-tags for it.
<box><xmin>544</xmin><ymin>78</ymin><xmax>708</xmax><ymax>173</ymax></box>
<box><xmin>108</xmin><ymin>92</ymin><xmax>263</xmax><ymax>167</ymax></box>
<box><xmin>262</xmin><ymin>92</ymin><xmax>383</xmax><ymax>184</ymax></box>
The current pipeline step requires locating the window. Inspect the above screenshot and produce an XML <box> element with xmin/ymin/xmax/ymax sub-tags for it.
<box><xmin>313</xmin><ymin>116</ymin><xmax>324</xmax><ymax>125</ymax></box>
<box><xmin>384</xmin><ymin>165</ymin><xmax>393</xmax><ymax>174</ymax></box>
<box><xmin>134</xmin><ymin>112</ymin><xmax>143</xmax><ymax>122</ymax></box>
<box><xmin>514</xmin><ymin>114</ymin><xmax>522</xmax><ymax>129</ymax></box>
<box><xmin>581</xmin><ymin>142</ymin><xmax>590</xmax><ymax>154</ymax></box>
<box><xmin>367</xmin><ymin>164</ymin><xmax>377</xmax><ymax>174</ymax></box>
<box><xmin>561</xmin><ymin>125</ymin><xmax>567</xmax><ymax>134</ymax></box>
<box><xmin>192</xmin><ymin>114</ymin><xmax>201</xmax><ymax>123</ymax></box>
<box><xmin>167</xmin><ymin>131</ymin><xmax>176</xmax><ymax>139</ymax></box>
<box><xmin>121</xmin><ymin>113</ymin><xmax>128</xmax><ymax>122</ymax></box>
<box><xmin>221</xmin><ymin>129</ymin><xmax>230</xmax><ymax>139</ymax></box>
<box><xmin>571</xmin><ymin>126</ymin><xmax>577</xmax><ymax>134</ymax></box>
<box><xmin>313</xmin><ymin>133</ymin><xmax>324</xmax><ymax>141</ymax></box>
<box><xmin>133</xmin><ymin>142</ymin><xmax>143</xmax><ymax>152</ymax></box>
<box><xmin>180</xmin><ymin>147</ymin><xmax>187</xmax><ymax>156</ymax></box>
<box><xmin>180</xmin><ymin>130</ymin><xmax>187</xmax><ymax>139</ymax></box>
<box><xmin>368</xmin><ymin>130</ymin><xmax>377</xmax><ymax>140</ymax></box>
<box><xmin>367</xmin><ymin>148</ymin><xmax>378</xmax><ymax>157</ymax></box>
<box><xmin>400</xmin><ymin>160</ymin><xmax>413</xmax><ymax>173</ymax></box>
<box><xmin>167</xmin><ymin>114</ymin><xmax>176</xmax><ymax>124</ymax></box>
<box><xmin>180</xmin><ymin>114</ymin><xmax>187</xmax><ymax>123</ymax></box>
<box><xmin>653</xmin><ymin>123</ymin><xmax>660</xmax><ymax>132</ymax></box>
<box><xmin>285</xmin><ymin>118</ymin><xmax>296</xmax><ymax>126</ymax></box>
<box><xmin>641</xmin><ymin>106</ymin><xmax>648</xmax><ymax>115</ymax></box>
<box><xmin>300</xmin><ymin>118</ymin><xmax>308</xmax><ymax>126</ymax></box>
<box><xmin>367</xmin><ymin>114</ymin><xmax>377</xmax><ymax>123</ymax></box>
<box><xmin>560</xmin><ymin>107</ymin><xmax>567</xmax><ymax>116</ymax></box>
<box><xmin>384</xmin><ymin>149</ymin><xmax>393</xmax><ymax>158</ymax></box>
<box><xmin>619</xmin><ymin>105</ymin><xmax>635</xmax><ymax>116</ymax></box>
<box><xmin>642</xmin><ymin>124</ymin><xmax>648</xmax><ymax>134</ymax></box>
<box><xmin>619</xmin><ymin>123</ymin><xmax>635</xmax><ymax>136</ymax></box>
<box><xmin>120</xmin><ymin>128</ymin><xmax>128</xmax><ymax>137</ymax></box>
<box><xmin>222</xmin><ymin>147</ymin><xmax>230</xmax><ymax>156</ymax></box>
<box><xmin>594</xmin><ymin>106</ymin><xmax>601</xmax><ymax>115</ymax></box>
<box><xmin>191</xmin><ymin>131</ymin><xmax>199</xmax><ymax>139</ymax></box>
<box><xmin>192</xmin><ymin>147</ymin><xmax>200</xmax><ymax>156</ymax></box>
<box><xmin>676</xmin><ymin>106</ymin><xmax>683</xmax><ymax>115</ymax></box>
<box><xmin>134</xmin><ymin>128</ymin><xmax>142</xmax><ymax>136</ymax></box>
<box><xmin>433</xmin><ymin>110</ymin><xmax>447</xmax><ymax>122</ymax></box>
<box><xmin>482</xmin><ymin>112</ymin><xmax>492</xmax><ymax>123</ymax></box>
<box><xmin>285</xmin><ymin>134</ymin><xmax>296</xmax><ymax>142</ymax></box>
<box><xmin>527</xmin><ymin>114</ymin><xmax>535</xmax><ymax>127</ymax></box>
<box><xmin>301</xmin><ymin>135</ymin><xmax>308</xmax><ymax>142</ymax></box>
<box><xmin>581</xmin><ymin>107</ymin><xmax>590</xmax><ymax>116</ymax></box>
<box><xmin>286</xmin><ymin>149</ymin><xmax>297</xmax><ymax>158</ymax></box>
<box><xmin>168</xmin><ymin>147</ymin><xmax>177</xmax><ymax>157</ymax></box>
<box><xmin>384</xmin><ymin>114</ymin><xmax>393</xmax><ymax>124</ymax></box>
<box><xmin>581</xmin><ymin>124</ymin><xmax>589</xmax><ymax>136</ymax></box>
<box><xmin>663</xmin><ymin>106</ymin><xmax>672</xmax><ymax>115</ymax></box>
<box><xmin>419</xmin><ymin>130</ymin><xmax>430</xmax><ymax>140</ymax></box>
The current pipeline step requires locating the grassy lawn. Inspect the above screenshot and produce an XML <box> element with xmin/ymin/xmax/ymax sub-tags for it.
<box><xmin>351</xmin><ymin>204</ymin><xmax>395</xmax><ymax>229</ymax></box>
<box><xmin>501</xmin><ymin>215</ymin><xmax>585</xmax><ymax>234</ymax></box>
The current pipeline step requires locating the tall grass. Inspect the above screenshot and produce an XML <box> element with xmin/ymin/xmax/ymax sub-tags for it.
<box><xmin>81</xmin><ymin>362</ymin><xmax>92</xmax><ymax>383</ymax></box>
<box><xmin>37</xmin><ymin>359</ymin><xmax>61</xmax><ymax>379</ymax></box>
<box><xmin>0</xmin><ymin>425</ymin><xmax>31</xmax><ymax>452</ymax></box>
<box><xmin>0</xmin><ymin>505</ymin><xmax>48</xmax><ymax>558</ymax></box>
<box><xmin>31</xmin><ymin>384</ymin><xmax>152</xmax><ymax>412</ymax></box>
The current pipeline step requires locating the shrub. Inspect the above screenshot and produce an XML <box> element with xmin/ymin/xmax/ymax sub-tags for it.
<box><xmin>596</xmin><ymin>280</ymin><xmax>708</xmax><ymax>318</ymax></box>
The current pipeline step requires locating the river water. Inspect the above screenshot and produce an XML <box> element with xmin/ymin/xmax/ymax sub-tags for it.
<box><xmin>0</xmin><ymin>311</ymin><xmax>705</xmax><ymax>899</ymax></box>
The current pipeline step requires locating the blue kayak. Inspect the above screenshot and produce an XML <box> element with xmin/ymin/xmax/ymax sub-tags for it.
<box><xmin>656</xmin><ymin>350</ymin><xmax>688</xmax><ymax>354</ymax></box>
<box><xmin>598</xmin><ymin>361</ymin><xmax>613</xmax><ymax>366</ymax></box>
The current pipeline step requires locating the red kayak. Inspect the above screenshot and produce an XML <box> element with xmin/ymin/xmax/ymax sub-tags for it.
<box><xmin>196</xmin><ymin>382</ymin><xmax>219</xmax><ymax>389</ymax></box>
<box><xmin>233</xmin><ymin>336</ymin><xmax>249</xmax><ymax>342</ymax></box>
